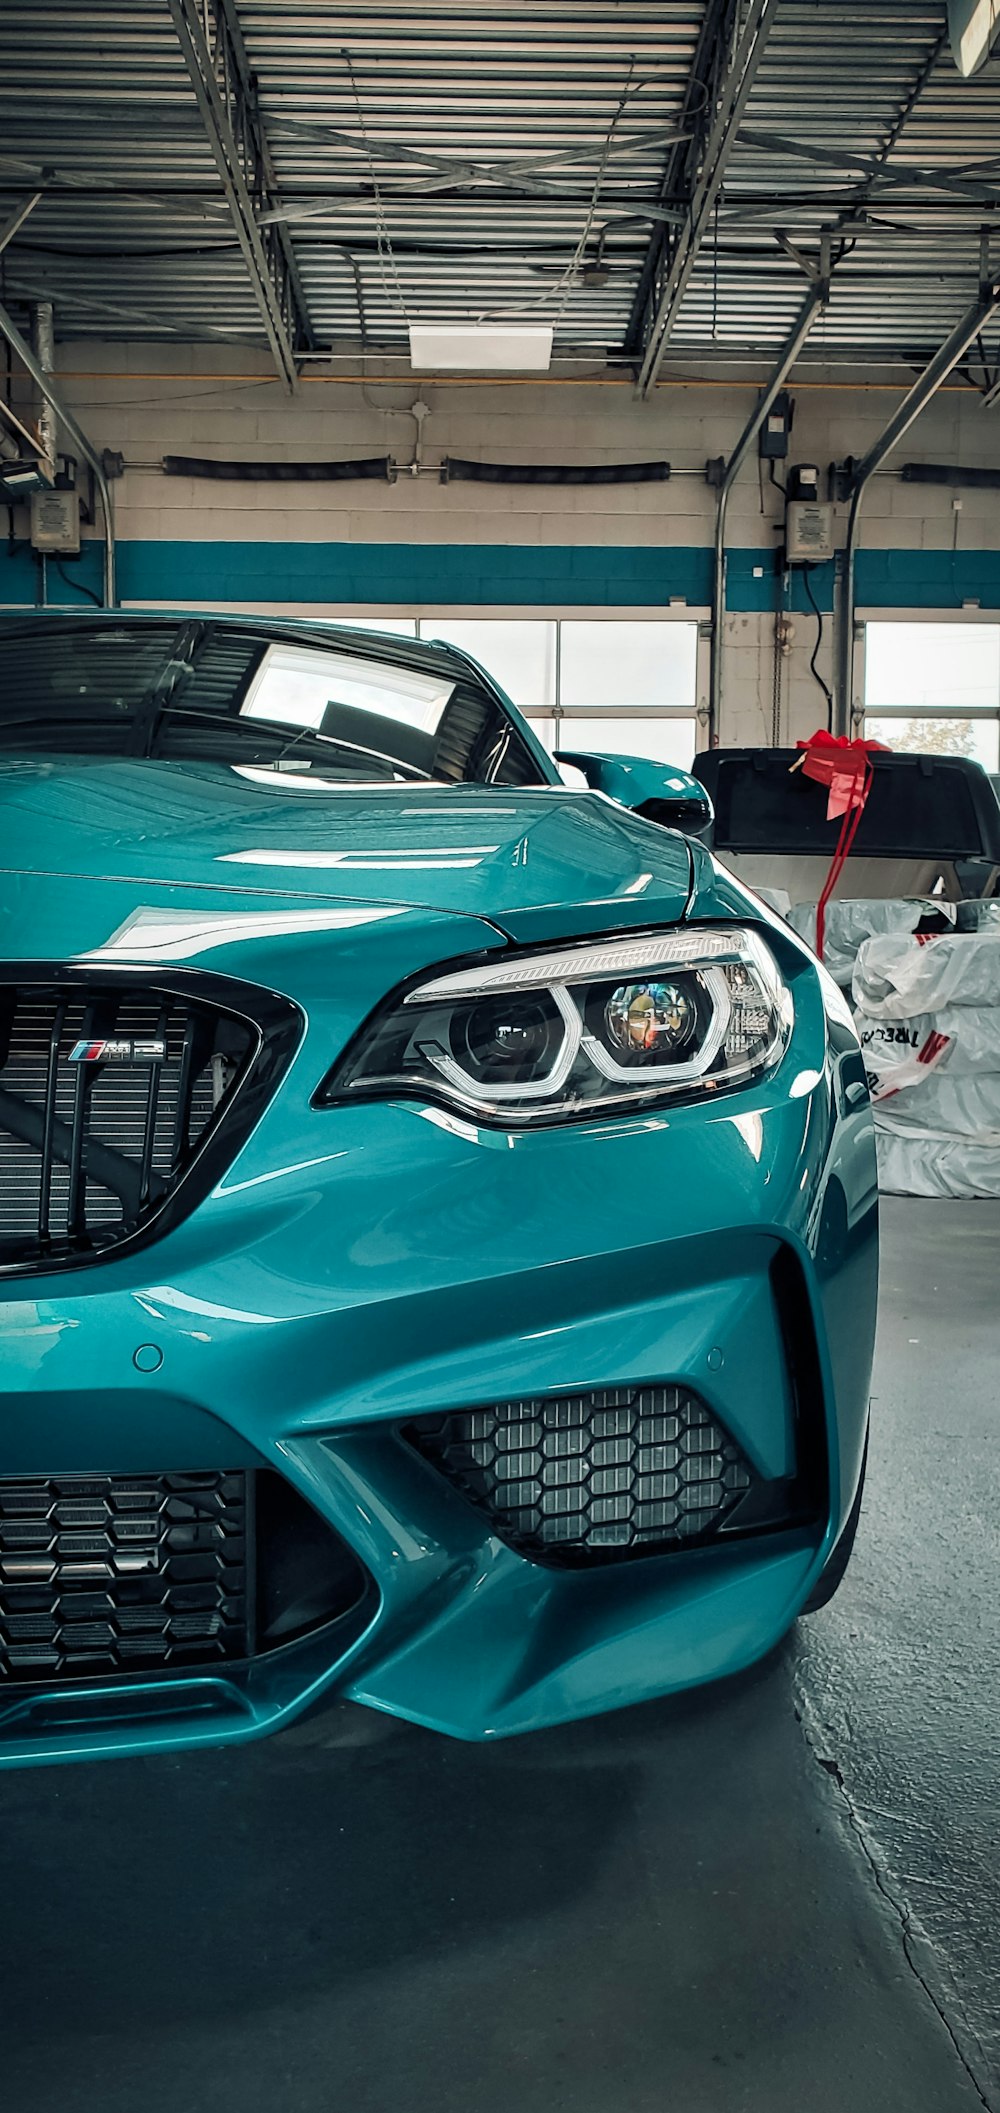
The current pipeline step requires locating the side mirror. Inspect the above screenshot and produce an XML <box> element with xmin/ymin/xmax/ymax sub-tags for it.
<box><xmin>555</xmin><ymin>751</ymin><xmax>714</xmax><ymax>841</ymax></box>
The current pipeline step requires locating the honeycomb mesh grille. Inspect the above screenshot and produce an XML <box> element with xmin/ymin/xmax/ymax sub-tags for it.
<box><xmin>0</xmin><ymin>1472</ymin><xmax>250</xmax><ymax>1682</ymax></box>
<box><xmin>407</xmin><ymin>1385</ymin><xmax>755</xmax><ymax>1565</ymax></box>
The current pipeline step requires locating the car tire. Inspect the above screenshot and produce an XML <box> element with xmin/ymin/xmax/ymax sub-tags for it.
<box><xmin>800</xmin><ymin>1431</ymin><xmax>868</xmax><ymax>1615</ymax></box>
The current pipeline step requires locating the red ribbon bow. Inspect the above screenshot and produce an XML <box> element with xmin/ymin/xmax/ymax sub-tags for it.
<box><xmin>793</xmin><ymin>730</ymin><xmax>889</xmax><ymax>960</ymax></box>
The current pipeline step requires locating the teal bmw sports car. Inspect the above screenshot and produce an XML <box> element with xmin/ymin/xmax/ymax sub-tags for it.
<box><xmin>0</xmin><ymin>613</ymin><xmax>876</xmax><ymax>1764</ymax></box>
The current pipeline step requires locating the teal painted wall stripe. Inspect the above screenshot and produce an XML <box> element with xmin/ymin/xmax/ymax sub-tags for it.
<box><xmin>4</xmin><ymin>540</ymin><xmax>715</xmax><ymax>608</ymax></box>
<box><xmin>4</xmin><ymin>539</ymin><xmax>1000</xmax><ymax>612</ymax></box>
<box><xmin>853</xmin><ymin>549</ymin><xmax>1000</xmax><ymax>607</ymax></box>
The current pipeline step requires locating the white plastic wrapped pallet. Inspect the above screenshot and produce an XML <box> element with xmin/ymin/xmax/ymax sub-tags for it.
<box><xmin>786</xmin><ymin>897</ymin><xmax>951</xmax><ymax>985</ymax></box>
<box><xmin>855</xmin><ymin>928</ymin><xmax>1000</xmax><ymax>1015</ymax></box>
<box><xmin>852</xmin><ymin>929</ymin><xmax>1000</xmax><ymax>1197</ymax></box>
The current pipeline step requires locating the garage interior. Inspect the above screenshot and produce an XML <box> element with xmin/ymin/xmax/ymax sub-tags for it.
<box><xmin>2</xmin><ymin>3</ymin><xmax>1000</xmax><ymax>2109</ymax></box>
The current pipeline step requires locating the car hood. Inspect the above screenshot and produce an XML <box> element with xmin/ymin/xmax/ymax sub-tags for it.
<box><xmin>0</xmin><ymin>755</ymin><xmax>694</xmax><ymax>945</ymax></box>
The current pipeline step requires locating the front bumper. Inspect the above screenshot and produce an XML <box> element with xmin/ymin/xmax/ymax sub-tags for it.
<box><xmin>0</xmin><ymin>953</ymin><xmax>877</xmax><ymax>1761</ymax></box>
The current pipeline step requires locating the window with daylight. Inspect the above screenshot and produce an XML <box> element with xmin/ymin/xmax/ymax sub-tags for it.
<box><xmin>555</xmin><ymin>620</ymin><xmax>698</xmax><ymax>769</ymax></box>
<box><xmin>419</xmin><ymin>619</ymin><xmax>557</xmax><ymax>715</ymax></box>
<box><xmin>407</xmin><ymin>617</ymin><xmax>699</xmax><ymax>767</ymax></box>
<box><xmin>864</xmin><ymin>622</ymin><xmax>1000</xmax><ymax>774</ymax></box>
<box><xmin>213</xmin><ymin>611</ymin><xmax>702</xmax><ymax>767</ymax></box>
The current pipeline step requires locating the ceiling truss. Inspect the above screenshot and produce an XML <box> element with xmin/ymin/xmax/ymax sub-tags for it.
<box><xmin>635</xmin><ymin>0</ymin><xmax>780</xmax><ymax>393</ymax></box>
<box><xmin>165</xmin><ymin>0</ymin><xmax>313</xmax><ymax>388</ymax></box>
<box><xmin>2</xmin><ymin>4</ymin><xmax>1000</xmax><ymax>377</ymax></box>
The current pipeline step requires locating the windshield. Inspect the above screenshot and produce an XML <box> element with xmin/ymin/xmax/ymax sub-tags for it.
<box><xmin>0</xmin><ymin>617</ymin><xmax>549</xmax><ymax>789</ymax></box>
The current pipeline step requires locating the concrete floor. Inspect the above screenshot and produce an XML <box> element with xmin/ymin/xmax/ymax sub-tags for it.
<box><xmin>1</xmin><ymin>1201</ymin><xmax>997</xmax><ymax>2113</ymax></box>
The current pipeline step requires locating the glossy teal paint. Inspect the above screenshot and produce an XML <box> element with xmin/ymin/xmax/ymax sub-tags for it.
<box><xmin>0</xmin><ymin>756</ymin><xmax>694</xmax><ymax>948</ymax></box>
<box><xmin>0</xmin><ymin>626</ymin><xmax>878</xmax><ymax>1760</ymax></box>
<box><xmin>555</xmin><ymin>752</ymin><xmax>714</xmax><ymax>832</ymax></box>
<box><xmin>6</xmin><ymin>534</ymin><xmax>999</xmax><ymax>609</ymax></box>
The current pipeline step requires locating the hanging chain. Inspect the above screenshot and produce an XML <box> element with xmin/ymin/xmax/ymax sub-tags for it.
<box><xmin>344</xmin><ymin>50</ymin><xmax>409</xmax><ymax>321</ymax></box>
<box><xmin>551</xmin><ymin>60</ymin><xmax>637</xmax><ymax>324</ymax></box>
<box><xmin>479</xmin><ymin>62</ymin><xmax>640</xmax><ymax>323</ymax></box>
<box><xmin>771</xmin><ymin>607</ymin><xmax>784</xmax><ymax>745</ymax></box>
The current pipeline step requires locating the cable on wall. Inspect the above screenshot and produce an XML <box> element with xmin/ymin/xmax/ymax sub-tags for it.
<box><xmin>52</xmin><ymin>557</ymin><xmax>102</xmax><ymax>605</ymax></box>
<box><xmin>802</xmin><ymin>562</ymin><xmax>834</xmax><ymax>732</ymax></box>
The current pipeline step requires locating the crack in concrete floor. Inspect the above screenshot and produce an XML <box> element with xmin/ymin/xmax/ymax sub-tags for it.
<box><xmin>791</xmin><ymin>1196</ymin><xmax>1000</xmax><ymax>2111</ymax></box>
<box><xmin>794</xmin><ymin>1676</ymin><xmax>996</xmax><ymax>2113</ymax></box>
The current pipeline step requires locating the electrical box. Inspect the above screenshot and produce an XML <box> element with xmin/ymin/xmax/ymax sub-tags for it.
<box><xmin>787</xmin><ymin>461</ymin><xmax>820</xmax><ymax>501</ymax></box>
<box><xmin>758</xmin><ymin>389</ymin><xmax>792</xmax><ymax>461</ymax></box>
<box><xmin>785</xmin><ymin>499</ymin><xmax>834</xmax><ymax>563</ymax></box>
<box><xmin>30</xmin><ymin>487</ymin><xmax>80</xmax><ymax>555</ymax></box>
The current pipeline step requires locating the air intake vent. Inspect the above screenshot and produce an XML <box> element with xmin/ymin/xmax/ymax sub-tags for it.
<box><xmin>0</xmin><ymin>970</ymin><xmax>300</xmax><ymax>1273</ymax></box>
<box><xmin>0</xmin><ymin>1472</ymin><xmax>251</xmax><ymax>1682</ymax></box>
<box><xmin>0</xmin><ymin>1468</ymin><xmax>372</xmax><ymax>1686</ymax></box>
<box><xmin>407</xmin><ymin>1384</ymin><xmax>757</xmax><ymax>1566</ymax></box>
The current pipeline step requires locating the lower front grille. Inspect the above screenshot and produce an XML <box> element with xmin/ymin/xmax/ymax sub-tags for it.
<box><xmin>0</xmin><ymin>1468</ymin><xmax>372</xmax><ymax>1685</ymax></box>
<box><xmin>0</xmin><ymin>1472</ymin><xmax>250</xmax><ymax>1682</ymax></box>
<box><xmin>407</xmin><ymin>1384</ymin><xmax>757</xmax><ymax>1566</ymax></box>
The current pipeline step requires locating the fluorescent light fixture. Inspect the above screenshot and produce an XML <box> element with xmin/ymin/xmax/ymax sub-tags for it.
<box><xmin>408</xmin><ymin>324</ymin><xmax>553</xmax><ymax>373</ymax></box>
<box><xmin>949</xmin><ymin>0</ymin><xmax>1000</xmax><ymax>74</ymax></box>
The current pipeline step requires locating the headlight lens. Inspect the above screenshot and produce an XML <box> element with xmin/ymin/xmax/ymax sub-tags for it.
<box><xmin>321</xmin><ymin>926</ymin><xmax>792</xmax><ymax>1128</ymax></box>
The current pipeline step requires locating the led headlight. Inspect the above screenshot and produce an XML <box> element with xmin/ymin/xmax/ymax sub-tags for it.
<box><xmin>321</xmin><ymin>926</ymin><xmax>792</xmax><ymax>1128</ymax></box>
<box><xmin>604</xmin><ymin>981</ymin><xmax>699</xmax><ymax>1061</ymax></box>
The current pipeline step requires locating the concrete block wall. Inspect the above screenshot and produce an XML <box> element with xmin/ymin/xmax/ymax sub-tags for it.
<box><xmin>6</xmin><ymin>339</ymin><xmax>1000</xmax><ymax>748</ymax></box>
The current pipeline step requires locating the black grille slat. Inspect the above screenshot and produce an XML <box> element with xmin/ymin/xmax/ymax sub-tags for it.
<box><xmin>66</xmin><ymin>1000</ymin><xmax>98</xmax><ymax>1238</ymax></box>
<box><xmin>171</xmin><ymin>1009</ymin><xmax>198</xmax><ymax>1175</ymax></box>
<box><xmin>0</xmin><ymin>979</ymin><xmax>256</xmax><ymax>1270</ymax></box>
<box><xmin>37</xmin><ymin>998</ymin><xmax>65</xmax><ymax>1244</ymax></box>
<box><xmin>138</xmin><ymin>1005</ymin><xmax>168</xmax><ymax>1212</ymax></box>
<box><xmin>408</xmin><ymin>1385</ymin><xmax>756</xmax><ymax>1566</ymax></box>
<box><xmin>0</xmin><ymin>1471</ymin><xmax>250</xmax><ymax>1683</ymax></box>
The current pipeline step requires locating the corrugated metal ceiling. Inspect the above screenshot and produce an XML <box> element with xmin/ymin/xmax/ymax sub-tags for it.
<box><xmin>3</xmin><ymin>0</ymin><xmax>1000</xmax><ymax>376</ymax></box>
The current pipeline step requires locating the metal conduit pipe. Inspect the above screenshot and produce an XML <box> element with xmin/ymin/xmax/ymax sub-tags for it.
<box><xmin>709</xmin><ymin>269</ymin><xmax>829</xmax><ymax>746</ymax></box>
<box><xmin>836</xmin><ymin>267</ymin><xmax>1000</xmax><ymax>735</ymax></box>
<box><xmin>32</xmin><ymin>303</ymin><xmax>57</xmax><ymax>476</ymax></box>
<box><xmin>0</xmin><ymin>297</ymin><xmax>117</xmax><ymax>606</ymax></box>
<box><xmin>32</xmin><ymin>304</ymin><xmax>57</xmax><ymax>608</ymax></box>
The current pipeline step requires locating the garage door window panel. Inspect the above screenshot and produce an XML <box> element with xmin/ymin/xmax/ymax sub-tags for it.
<box><xmin>559</xmin><ymin>622</ymin><xmax>698</xmax><ymax>712</ymax></box>
<box><xmin>864</xmin><ymin>622</ymin><xmax>1000</xmax><ymax>771</ymax></box>
<box><xmin>419</xmin><ymin>620</ymin><xmax>556</xmax><ymax>715</ymax></box>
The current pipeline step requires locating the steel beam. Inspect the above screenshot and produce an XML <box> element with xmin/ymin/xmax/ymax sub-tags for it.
<box><xmin>263</xmin><ymin>115</ymin><xmax>694</xmax><ymax>209</ymax></box>
<box><xmin>7</xmin><ymin>274</ymin><xmax>264</xmax><ymax>346</ymax></box>
<box><xmin>635</xmin><ymin>0</ymin><xmax>779</xmax><ymax>396</ymax></box>
<box><xmin>0</xmin><ymin>151</ymin><xmax>232</xmax><ymax>227</ymax></box>
<box><xmin>709</xmin><ymin>256</ymin><xmax>830</xmax><ymax>744</ymax></box>
<box><xmin>0</xmin><ymin>193</ymin><xmax>42</xmax><ymax>257</ymax></box>
<box><xmin>836</xmin><ymin>268</ymin><xmax>1000</xmax><ymax>732</ymax></box>
<box><xmin>167</xmin><ymin>0</ymin><xmax>310</xmax><ymax>389</ymax></box>
<box><xmin>739</xmin><ymin>125</ymin><xmax>1000</xmax><ymax>205</ymax></box>
<box><xmin>0</xmin><ymin>297</ymin><xmax>116</xmax><ymax>605</ymax></box>
<box><xmin>624</xmin><ymin>0</ymin><xmax>739</xmax><ymax>359</ymax></box>
<box><xmin>259</xmin><ymin>192</ymin><xmax>686</xmax><ymax>231</ymax></box>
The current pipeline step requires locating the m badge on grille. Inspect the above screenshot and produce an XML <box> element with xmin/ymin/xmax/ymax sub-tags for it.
<box><xmin>67</xmin><ymin>1037</ymin><xmax>167</xmax><ymax>1064</ymax></box>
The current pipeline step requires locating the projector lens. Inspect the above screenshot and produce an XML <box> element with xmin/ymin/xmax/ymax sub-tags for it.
<box><xmin>452</xmin><ymin>993</ymin><xmax>564</xmax><ymax>1084</ymax></box>
<box><xmin>604</xmin><ymin>980</ymin><xmax>698</xmax><ymax>1063</ymax></box>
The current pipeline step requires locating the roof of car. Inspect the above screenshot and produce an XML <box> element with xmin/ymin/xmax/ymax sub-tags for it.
<box><xmin>0</xmin><ymin>606</ymin><xmax>477</xmax><ymax>686</ymax></box>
